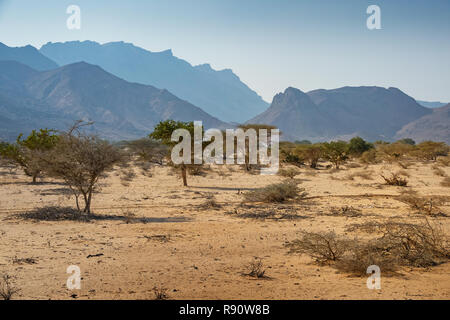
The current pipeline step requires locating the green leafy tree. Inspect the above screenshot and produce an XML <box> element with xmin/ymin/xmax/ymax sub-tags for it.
<box><xmin>150</xmin><ymin>120</ymin><xmax>196</xmax><ymax>186</ymax></box>
<box><xmin>322</xmin><ymin>141</ymin><xmax>349</xmax><ymax>169</ymax></box>
<box><xmin>348</xmin><ymin>137</ymin><xmax>374</xmax><ymax>157</ymax></box>
<box><xmin>0</xmin><ymin>129</ymin><xmax>59</xmax><ymax>183</ymax></box>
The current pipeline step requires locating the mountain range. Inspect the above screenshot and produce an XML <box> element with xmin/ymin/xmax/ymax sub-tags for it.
<box><xmin>40</xmin><ymin>41</ymin><xmax>269</xmax><ymax>123</ymax></box>
<box><xmin>249</xmin><ymin>87</ymin><xmax>449</xmax><ymax>144</ymax></box>
<box><xmin>0</xmin><ymin>60</ymin><xmax>226</xmax><ymax>141</ymax></box>
<box><xmin>0</xmin><ymin>41</ymin><xmax>448</xmax><ymax>144</ymax></box>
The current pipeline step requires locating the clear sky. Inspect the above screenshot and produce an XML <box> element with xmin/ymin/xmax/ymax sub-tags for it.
<box><xmin>1</xmin><ymin>0</ymin><xmax>449</xmax><ymax>102</ymax></box>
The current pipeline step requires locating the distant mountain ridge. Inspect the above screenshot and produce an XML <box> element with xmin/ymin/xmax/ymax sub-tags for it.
<box><xmin>0</xmin><ymin>60</ymin><xmax>228</xmax><ymax>141</ymax></box>
<box><xmin>416</xmin><ymin>100</ymin><xmax>448</xmax><ymax>109</ymax></box>
<box><xmin>248</xmin><ymin>86</ymin><xmax>443</xmax><ymax>143</ymax></box>
<box><xmin>0</xmin><ymin>42</ymin><xmax>58</xmax><ymax>71</ymax></box>
<box><xmin>40</xmin><ymin>40</ymin><xmax>269</xmax><ymax>123</ymax></box>
<box><xmin>395</xmin><ymin>104</ymin><xmax>450</xmax><ymax>144</ymax></box>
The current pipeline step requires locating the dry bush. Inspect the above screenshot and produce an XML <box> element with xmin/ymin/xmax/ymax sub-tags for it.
<box><xmin>397</xmin><ymin>192</ymin><xmax>447</xmax><ymax>216</ymax></box>
<box><xmin>289</xmin><ymin>220</ymin><xmax>449</xmax><ymax>275</ymax></box>
<box><xmin>380</xmin><ymin>172</ymin><xmax>408</xmax><ymax>186</ymax></box>
<box><xmin>243</xmin><ymin>181</ymin><xmax>306</xmax><ymax>203</ymax></box>
<box><xmin>335</xmin><ymin>240</ymin><xmax>400</xmax><ymax>276</ymax></box>
<box><xmin>347</xmin><ymin>220</ymin><xmax>450</xmax><ymax>268</ymax></box>
<box><xmin>359</xmin><ymin>149</ymin><xmax>379</xmax><ymax>164</ymax></box>
<box><xmin>152</xmin><ymin>286</ymin><xmax>169</xmax><ymax>300</ymax></box>
<box><xmin>278</xmin><ymin>167</ymin><xmax>299</xmax><ymax>179</ymax></box>
<box><xmin>286</xmin><ymin>231</ymin><xmax>349</xmax><ymax>264</ymax></box>
<box><xmin>440</xmin><ymin>177</ymin><xmax>450</xmax><ymax>187</ymax></box>
<box><xmin>379</xmin><ymin>221</ymin><xmax>450</xmax><ymax>267</ymax></box>
<box><xmin>0</xmin><ymin>274</ymin><xmax>20</xmax><ymax>300</ymax></box>
<box><xmin>245</xmin><ymin>259</ymin><xmax>267</xmax><ymax>278</ymax></box>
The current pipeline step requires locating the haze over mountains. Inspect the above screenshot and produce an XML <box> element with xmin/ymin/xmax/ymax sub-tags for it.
<box><xmin>40</xmin><ymin>41</ymin><xmax>269</xmax><ymax>123</ymax></box>
<box><xmin>0</xmin><ymin>60</ymin><xmax>226</xmax><ymax>141</ymax></box>
<box><xmin>0</xmin><ymin>41</ymin><xmax>448</xmax><ymax>144</ymax></box>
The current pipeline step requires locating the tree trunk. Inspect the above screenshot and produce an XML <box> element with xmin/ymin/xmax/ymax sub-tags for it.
<box><xmin>181</xmin><ymin>165</ymin><xmax>188</xmax><ymax>187</ymax></box>
<box><xmin>85</xmin><ymin>191</ymin><xmax>93</xmax><ymax>214</ymax></box>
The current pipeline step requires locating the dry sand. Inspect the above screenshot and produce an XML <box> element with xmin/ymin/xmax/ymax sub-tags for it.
<box><xmin>0</xmin><ymin>161</ymin><xmax>449</xmax><ymax>300</ymax></box>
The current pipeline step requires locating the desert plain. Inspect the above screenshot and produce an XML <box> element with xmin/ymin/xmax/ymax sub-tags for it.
<box><xmin>0</xmin><ymin>160</ymin><xmax>449</xmax><ymax>300</ymax></box>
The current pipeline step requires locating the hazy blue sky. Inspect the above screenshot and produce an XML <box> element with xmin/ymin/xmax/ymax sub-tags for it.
<box><xmin>1</xmin><ymin>0</ymin><xmax>449</xmax><ymax>102</ymax></box>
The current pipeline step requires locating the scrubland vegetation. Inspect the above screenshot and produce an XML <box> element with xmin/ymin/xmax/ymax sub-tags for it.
<box><xmin>0</xmin><ymin>123</ymin><xmax>449</xmax><ymax>299</ymax></box>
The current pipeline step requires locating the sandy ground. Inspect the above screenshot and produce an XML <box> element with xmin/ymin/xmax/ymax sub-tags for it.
<box><xmin>0</xmin><ymin>160</ymin><xmax>449</xmax><ymax>300</ymax></box>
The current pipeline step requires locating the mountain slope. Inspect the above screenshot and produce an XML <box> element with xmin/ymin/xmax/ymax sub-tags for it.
<box><xmin>40</xmin><ymin>40</ymin><xmax>269</xmax><ymax>123</ymax></box>
<box><xmin>307</xmin><ymin>86</ymin><xmax>431</xmax><ymax>141</ymax></box>
<box><xmin>248</xmin><ymin>87</ymin><xmax>334</xmax><ymax>141</ymax></box>
<box><xmin>395</xmin><ymin>104</ymin><xmax>450</xmax><ymax>144</ymax></box>
<box><xmin>248</xmin><ymin>86</ymin><xmax>433</xmax><ymax>142</ymax></box>
<box><xmin>0</xmin><ymin>61</ymin><xmax>228</xmax><ymax>141</ymax></box>
<box><xmin>0</xmin><ymin>42</ymin><xmax>58</xmax><ymax>71</ymax></box>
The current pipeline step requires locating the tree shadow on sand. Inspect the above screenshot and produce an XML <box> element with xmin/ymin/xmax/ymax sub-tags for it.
<box><xmin>7</xmin><ymin>206</ymin><xmax>193</xmax><ymax>223</ymax></box>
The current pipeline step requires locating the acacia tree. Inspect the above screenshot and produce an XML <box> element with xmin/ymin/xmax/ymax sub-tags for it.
<box><xmin>125</xmin><ymin>138</ymin><xmax>168</xmax><ymax>165</ymax></box>
<box><xmin>322</xmin><ymin>141</ymin><xmax>349</xmax><ymax>169</ymax></box>
<box><xmin>150</xmin><ymin>120</ymin><xmax>196</xmax><ymax>187</ymax></box>
<box><xmin>414</xmin><ymin>141</ymin><xmax>449</xmax><ymax>161</ymax></box>
<box><xmin>297</xmin><ymin>144</ymin><xmax>323</xmax><ymax>168</ymax></box>
<box><xmin>43</xmin><ymin>122</ymin><xmax>123</xmax><ymax>213</ymax></box>
<box><xmin>0</xmin><ymin>129</ymin><xmax>59</xmax><ymax>183</ymax></box>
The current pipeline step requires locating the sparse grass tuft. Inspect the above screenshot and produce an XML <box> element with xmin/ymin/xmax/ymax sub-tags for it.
<box><xmin>245</xmin><ymin>259</ymin><xmax>267</xmax><ymax>278</ymax></box>
<box><xmin>152</xmin><ymin>286</ymin><xmax>169</xmax><ymax>300</ymax></box>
